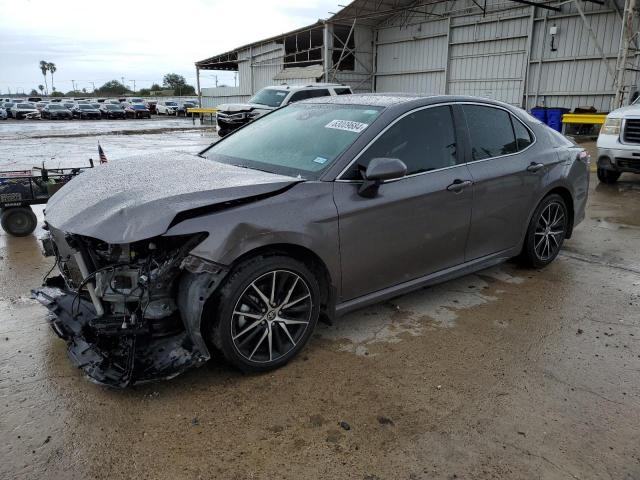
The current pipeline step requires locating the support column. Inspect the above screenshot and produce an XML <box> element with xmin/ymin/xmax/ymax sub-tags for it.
<box><xmin>323</xmin><ymin>21</ymin><xmax>331</xmax><ymax>82</ymax></box>
<box><xmin>195</xmin><ymin>66</ymin><xmax>201</xmax><ymax>107</ymax></box>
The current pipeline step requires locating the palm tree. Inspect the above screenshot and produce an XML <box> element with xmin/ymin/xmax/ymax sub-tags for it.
<box><xmin>39</xmin><ymin>61</ymin><xmax>49</xmax><ymax>95</ymax></box>
<box><xmin>47</xmin><ymin>63</ymin><xmax>57</xmax><ymax>92</ymax></box>
<box><xmin>38</xmin><ymin>85</ymin><xmax>44</xmax><ymax>94</ymax></box>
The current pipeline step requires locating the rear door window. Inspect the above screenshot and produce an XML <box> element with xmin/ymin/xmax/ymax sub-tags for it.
<box><xmin>511</xmin><ymin>117</ymin><xmax>533</xmax><ymax>150</ymax></box>
<box><xmin>334</xmin><ymin>87</ymin><xmax>352</xmax><ymax>95</ymax></box>
<box><xmin>463</xmin><ymin>105</ymin><xmax>518</xmax><ymax>160</ymax></box>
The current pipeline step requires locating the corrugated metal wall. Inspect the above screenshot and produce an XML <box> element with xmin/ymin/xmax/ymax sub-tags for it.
<box><xmin>368</xmin><ymin>0</ymin><xmax>638</xmax><ymax>111</ymax></box>
<box><xmin>526</xmin><ymin>0</ymin><xmax>626</xmax><ymax>111</ymax></box>
<box><xmin>201</xmin><ymin>0</ymin><xmax>638</xmax><ymax>111</ymax></box>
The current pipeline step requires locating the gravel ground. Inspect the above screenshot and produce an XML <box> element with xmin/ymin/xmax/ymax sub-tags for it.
<box><xmin>0</xmin><ymin>121</ymin><xmax>638</xmax><ymax>479</ymax></box>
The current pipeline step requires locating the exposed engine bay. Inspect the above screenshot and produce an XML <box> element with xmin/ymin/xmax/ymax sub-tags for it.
<box><xmin>33</xmin><ymin>226</ymin><xmax>228</xmax><ymax>387</ymax></box>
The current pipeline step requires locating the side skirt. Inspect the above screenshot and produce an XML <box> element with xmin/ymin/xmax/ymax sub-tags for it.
<box><xmin>334</xmin><ymin>247</ymin><xmax>520</xmax><ymax>317</ymax></box>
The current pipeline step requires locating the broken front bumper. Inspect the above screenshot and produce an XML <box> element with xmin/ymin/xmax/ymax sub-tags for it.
<box><xmin>33</xmin><ymin>267</ymin><xmax>227</xmax><ymax>387</ymax></box>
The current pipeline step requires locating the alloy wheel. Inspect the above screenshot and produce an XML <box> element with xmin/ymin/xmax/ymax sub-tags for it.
<box><xmin>534</xmin><ymin>201</ymin><xmax>566</xmax><ymax>261</ymax></box>
<box><xmin>231</xmin><ymin>269</ymin><xmax>312</xmax><ymax>363</ymax></box>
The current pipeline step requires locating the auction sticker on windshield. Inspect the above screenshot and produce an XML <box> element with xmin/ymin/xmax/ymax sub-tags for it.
<box><xmin>325</xmin><ymin>119</ymin><xmax>369</xmax><ymax>133</ymax></box>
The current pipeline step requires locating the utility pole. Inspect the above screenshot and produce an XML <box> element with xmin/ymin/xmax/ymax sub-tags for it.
<box><xmin>129</xmin><ymin>80</ymin><xmax>136</xmax><ymax>93</ymax></box>
<box><xmin>71</xmin><ymin>79</ymin><xmax>76</xmax><ymax>92</ymax></box>
<box><xmin>90</xmin><ymin>81</ymin><xmax>96</xmax><ymax>92</ymax></box>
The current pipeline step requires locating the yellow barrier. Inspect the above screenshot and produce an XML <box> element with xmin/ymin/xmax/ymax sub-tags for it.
<box><xmin>561</xmin><ymin>113</ymin><xmax>607</xmax><ymax>125</ymax></box>
<box><xmin>562</xmin><ymin>113</ymin><xmax>607</xmax><ymax>133</ymax></box>
<box><xmin>187</xmin><ymin>107</ymin><xmax>218</xmax><ymax>126</ymax></box>
<box><xmin>186</xmin><ymin>107</ymin><xmax>218</xmax><ymax>114</ymax></box>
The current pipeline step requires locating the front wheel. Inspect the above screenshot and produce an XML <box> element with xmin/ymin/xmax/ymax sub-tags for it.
<box><xmin>207</xmin><ymin>255</ymin><xmax>320</xmax><ymax>372</ymax></box>
<box><xmin>597</xmin><ymin>168</ymin><xmax>621</xmax><ymax>184</ymax></box>
<box><xmin>1</xmin><ymin>207</ymin><xmax>37</xmax><ymax>236</ymax></box>
<box><xmin>522</xmin><ymin>194</ymin><xmax>568</xmax><ymax>268</ymax></box>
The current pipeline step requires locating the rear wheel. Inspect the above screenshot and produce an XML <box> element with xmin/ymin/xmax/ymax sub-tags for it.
<box><xmin>522</xmin><ymin>194</ymin><xmax>568</xmax><ymax>268</ymax></box>
<box><xmin>597</xmin><ymin>168</ymin><xmax>621</xmax><ymax>184</ymax></box>
<box><xmin>0</xmin><ymin>207</ymin><xmax>37</xmax><ymax>236</ymax></box>
<box><xmin>207</xmin><ymin>255</ymin><xmax>320</xmax><ymax>372</ymax></box>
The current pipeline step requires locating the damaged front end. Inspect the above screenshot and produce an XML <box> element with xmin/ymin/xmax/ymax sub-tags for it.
<box><xmin>33</xmin><ymin>227</ymin><xmax>228</xmax><ymax>387</ymax></box>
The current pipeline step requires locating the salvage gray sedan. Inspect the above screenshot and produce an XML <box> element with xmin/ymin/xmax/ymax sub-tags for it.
<box><xmin>34</xmin><ymin>94</ymin><xmax>590</xmax><ymax>386</ymax></box>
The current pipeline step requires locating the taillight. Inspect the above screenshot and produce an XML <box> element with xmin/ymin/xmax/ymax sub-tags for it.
<box><xmin>578</xmin><ymin>149</ymin><xmax>591</xmax><ymax>165</ymax></box>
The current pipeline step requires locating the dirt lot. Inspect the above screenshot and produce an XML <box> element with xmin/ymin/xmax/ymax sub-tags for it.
<box><xmin>1</xmin><ymin>134</ymin><xmax>639</xmax><ymax>479</ymax></box>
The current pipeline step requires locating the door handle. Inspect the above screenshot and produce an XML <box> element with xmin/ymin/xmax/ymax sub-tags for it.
<box><xmin>446</xmin><ymin>179</ymin><xmax>473</xmax><ymax>193</ymax></box>
<box><xmin>526</xmin><ymin>162</ymin><xmax>544</xmax><ymax>173</ymax></box>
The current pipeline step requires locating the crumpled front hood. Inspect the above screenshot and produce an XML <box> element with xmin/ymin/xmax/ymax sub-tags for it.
<box><xmin>45</xmin><ymin>152</ymin><xmax>300</xmax><ymax>244</ymax></box>
<box><xmin>217</xmin><ymin>103</ymin><xmax>273</xmax><ymax>114</ymax></box>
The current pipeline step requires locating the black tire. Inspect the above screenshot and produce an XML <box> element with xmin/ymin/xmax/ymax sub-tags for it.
<box><xmin>206</xmin><ymin>255</ymin><xmax>320</xmax><ymax>372</ymax></box>
<box><xmin>218</xmin><ymin>129</ymin><xmax>229</xmax><ymax>137</ymax></box>
<box><xmin>597</xmin><ymin>168</ymin><xmax>621</xmax><ymax>184</ymax></box>
<box><xmin>1</xmin><ymin>207</ymin><xmax>37</xmax><ymax>237</ymax></box>
<box><xmin>522</xmin><ymin>194</ymin><xmax>568</xmax><ymax>268</ymax></box>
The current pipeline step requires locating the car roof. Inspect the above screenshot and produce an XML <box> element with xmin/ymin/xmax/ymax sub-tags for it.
<box><xmin>300</xmin><ymin>93</ymin><xmax>518</xmax><ymax>110</ymax></box>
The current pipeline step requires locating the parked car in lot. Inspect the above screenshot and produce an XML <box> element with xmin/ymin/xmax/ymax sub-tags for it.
<box><xmin>146</xmin><ymin>100</ymin><xmax>158</xmax><ymax>114</ymax></box>
<box><xmin>596</xmin><ymin>96</ymin><xmax>640</xmax><ymax>183</ymax></box>
<box><xmin>35</xmin><ymin>101</ymin><xmax>49</xmax><ymax>112</ymax></box>
<box><xmin>2</xmin><ymin>102</ymin><xmax>16</xmax><ymax>118</ymax></box>
<box><xmin>182</xmin><ymin>101</ymin><xmax>197</xmax><ymax>116</ymax></box>
<box><xmin>156</xmin><ymin>101</ymin><xmax>180</xmax><ymax>115</ymax></box>
<box><xmin>216</xmin><ymin>83</ymin><xmax>353</xmax><ymax>136</ymax></box>
<box><xmin>100</xmin><ymin>103</ymin><xmax>126</xmax><ymax>119</ymax></box>
<box><xmin>62</xmin><ymin>102</ymin><xmax>76</xmax><ymax>110</ymax></box>
<box><xmin>13</xmin><ymin>102</ymin><xmax>40</xmax><ymax>119</ymax></box>
<box><xmin>41</xmin><ymin>104</ymin><xmax>73</xmax><ymax>119</ymax></box>
<box><xmin>0</xmin><ymin>107</ymin><xmax>7</xmax><ymax>120</ymax></box>
<box><xmin>125</xmin><ymin>103</ymin><xmax>151</xmax><ymax>119</ymax></box>
<box><xmin>34</xmin><ymin>94</ymin><xmax>589</xmax><ymax>387</ymax></box>
<box><xmin>72</xmin><ymin>104</ymin><xmax>102</xmax><ymax>119</ymax></box>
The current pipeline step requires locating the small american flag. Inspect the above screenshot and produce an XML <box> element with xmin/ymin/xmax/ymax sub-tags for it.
<box><xmin>98</xmin><ymin>143</ymin><xmax>108</xmax><ymax>164</ymax></box>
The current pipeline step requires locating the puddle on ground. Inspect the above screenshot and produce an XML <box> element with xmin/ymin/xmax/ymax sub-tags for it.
<box><xmin>319</xmin><ymin>265</ymin><xmax>524</xmax><ymax>356</ymax></box>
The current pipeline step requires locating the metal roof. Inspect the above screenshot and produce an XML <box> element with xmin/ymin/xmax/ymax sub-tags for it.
<box><xmin>195</xmin><ymin>0</ymin><xmax>570</xmax><ymax>70</ymax></box>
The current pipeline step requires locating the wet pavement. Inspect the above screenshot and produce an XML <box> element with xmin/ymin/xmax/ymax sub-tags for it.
<box><xmin>0</xmin><ymin>117</ymin><xmax>214</xmax><ymax>170</ymax></box>
<box><xmin>1</xmin><ymin>130</ymin><xmax>639</xmax><ymax>479</ymax></box>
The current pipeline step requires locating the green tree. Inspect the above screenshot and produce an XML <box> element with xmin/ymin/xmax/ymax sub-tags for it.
<box><xmin>162</xmin><ymin>73</ymin><xmax>196</xmax><ymax>96</ymax></box>
<box><xmin>96</xmin><ymin>80</ymin><xmax>130</xmax><ymax>95</ymax></box>
<box><xmin>39</xmin><ymin>60</ymin><xmax>49</xmax><ymax>95</ymax></box>
<box><xmin>29</xmin><ymin>89</ymin><xmax>39</xmax><ymax>96</ymax></box>
<box><xmin>162</xmin><ymin>73</ymin><xmax>187</xmax><ymax>89</ymax></box>
<box><xmin>151</xmin><ymin>83</ymin><xmax>162</xmax><ymax>91</ymax></box>
<box><xmin>38</xmin><ymin>84</ymin><xmax>45</xmax><ymax>94</ymax></box>
<box><xmin>50</xmin><ymin>90</ymin><xmax>64</xmax><ymax>97</ymax></box>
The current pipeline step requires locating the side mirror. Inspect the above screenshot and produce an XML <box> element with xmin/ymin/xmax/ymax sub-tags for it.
<box><xmin>358</xmin><ymin>157</ymin><xmax>407</xmax><ymax>198</ymax></box>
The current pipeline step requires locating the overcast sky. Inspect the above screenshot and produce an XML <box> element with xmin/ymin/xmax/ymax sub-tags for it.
<box><xmin>0</xmin><ymin>0</ymin><xmax>342</xmax><ymax>95</ymax></box>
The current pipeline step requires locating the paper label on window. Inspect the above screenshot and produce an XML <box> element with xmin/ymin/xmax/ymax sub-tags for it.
<box><xmin>276</xmin><ymin>92</ymin><xmax>286</xmax><ymax>96</ymax></box>
<box><xmin>313</xmin><ymin>156</ymin><xmax>328</xmax><ymax>164</ymax></box>
<box><xmin>325</xmin><ymin>119</ymin><xmax>368</xmax><ymax>133</ymax></box>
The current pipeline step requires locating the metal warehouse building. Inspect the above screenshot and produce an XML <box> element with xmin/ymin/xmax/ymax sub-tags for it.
<box><xmin>195</xmin><ymin>0</ymin><xmax>639</xmax><ymax>112</ymax></box>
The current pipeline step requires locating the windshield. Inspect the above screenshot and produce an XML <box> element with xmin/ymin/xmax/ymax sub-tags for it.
<box><xmin>105</xmin><ymin>105</ymin><xmax>120</xmax><ymax>110</ymax></box>
<box><xmin>49</xmin><ymin>105</ymin><xmax>64</xmax><ymax>110</ymax></box>
<box><xmin>133</xmin><ymin>104</ymin><xmax>146</xmax><ymax>110</ymax></box>
<box><xmin>249</xmin><ymin>88</ymin><xmax>288</xmax><ymax>107</ymax></box>
<box><xmin>165</xmin><ymin>101</ymin><xmax>178</xmax><ymax>106</ymax></box>
<box><xmin>202</xmin><ymin>103</ymin><xmax>382</xmax><ymax>179</ymax></box>
<box><xmin>17</xmin><ymin>103</ymin><xmax>34</xmax><ymax>108</ymax></box>
<box><xmin>79</xmin><ymin>104</ymin><xmax>94</xmax><ymax>109</ymax></box>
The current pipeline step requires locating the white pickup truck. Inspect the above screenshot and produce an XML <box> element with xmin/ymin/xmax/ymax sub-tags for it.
<box><xmin>596</xmin><ymin>97</ymin><xmax>640</xmax><ymax>183</ymax></box>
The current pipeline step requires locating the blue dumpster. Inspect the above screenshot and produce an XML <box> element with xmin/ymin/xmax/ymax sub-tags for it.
<box><xmin>546</xmin><ymin>108</ymin><xmax>570</xmax><ymax>132</ymax></box>
<box><xmin>531</xmin><ymin>107</ymin><xmax>547</xmax><ymax>124</ymax></box>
